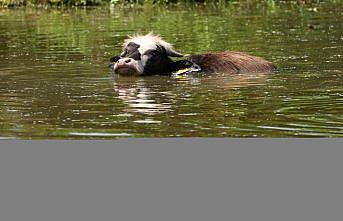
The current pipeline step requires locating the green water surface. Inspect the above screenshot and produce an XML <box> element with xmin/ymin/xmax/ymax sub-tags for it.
<box><xmin>0</xmin><ymin>2</ymin><xmax>342</xmax><ymax>138</ymax></box>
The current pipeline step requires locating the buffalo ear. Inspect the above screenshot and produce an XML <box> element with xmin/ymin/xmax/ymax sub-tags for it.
<box><xmin>166</xmin><ymin>48</ymin><xmax>183</xmax><ymax>57</ymax></box>
<box><xmin>110</xmin><ymin>56</ymin><xmax>121</xmax><ymax>62</ymax></box>
<box><xmin>159</xmin><ymin>45</ymin><xmax>183</xmax><ymax>57</ymax></box>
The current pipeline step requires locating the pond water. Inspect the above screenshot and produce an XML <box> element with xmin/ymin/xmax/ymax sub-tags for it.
<box><xmin>0</xmin><ymin>2</ymin><xmax>342</xmax><ymax>138</ymax></box>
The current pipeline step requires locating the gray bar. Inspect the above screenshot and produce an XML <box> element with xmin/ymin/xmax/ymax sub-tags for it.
<box><xmin>0</xmin><ymin>139</ymin><xmax>342</xmax><ymax>221</ymax></box>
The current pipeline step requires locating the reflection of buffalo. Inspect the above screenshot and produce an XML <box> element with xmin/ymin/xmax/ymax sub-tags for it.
<box><xmin>112</xmin><ymin>77</ymin><xmax>176</xmax><ymax>115</ymax></box>
<box><xmin>112</xmin><ymin>72</ymin><xmax>269</xmax><ymax>115</ymax></box>
<box><xmin>109</xmin><ymin>33</ymin><xmax>276</xmax><ymax>76</ymax></box>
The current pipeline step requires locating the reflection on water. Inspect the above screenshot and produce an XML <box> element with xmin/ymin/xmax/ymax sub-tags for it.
<box><xmin>0</xmin><ymin>2</ymin><xmax>343</xmax><ymax>138</ymax></box>
<box><xmin>112</xmin><ymin>72</ymin><xmax>270</xmax><ymax>116</ymax></box>
<box><xmin>112</xmin><ymin>76</ymin><xmax>174</xmax><ymax>115</ymax></box>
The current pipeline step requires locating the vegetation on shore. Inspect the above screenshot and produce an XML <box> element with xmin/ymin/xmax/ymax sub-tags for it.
<box><xmin>0</xmin><ymin>0</ymin><xmax>101</xmax><ymax>7</ymax></box>
<box><xmin>0</xmin><ymin>0</ymin><xmax>334</xmax><ymax>8</ymax></box>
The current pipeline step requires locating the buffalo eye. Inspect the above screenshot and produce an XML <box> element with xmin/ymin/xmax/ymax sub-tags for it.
<box><xmin>144</xmin><ymin>50</ymin><xmax>158</xmax><ymax>58</ymax></box>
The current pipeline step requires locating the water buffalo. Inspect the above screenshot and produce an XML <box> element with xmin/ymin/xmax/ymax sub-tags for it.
<box><xmin>109</xmin><ymin>33</ymin><xmax>276</xmax><ymax>76</ymax></box>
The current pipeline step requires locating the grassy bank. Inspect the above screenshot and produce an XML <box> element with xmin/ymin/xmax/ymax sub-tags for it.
<box><xmin>0</xmin><ymin>0</ymin><xmax>102</xmax><ymax>7</ymax></box>
<box><xmin>0</xmin><ymin>0</ymin><xmax>333</xmax><ymax>8</ymax></box>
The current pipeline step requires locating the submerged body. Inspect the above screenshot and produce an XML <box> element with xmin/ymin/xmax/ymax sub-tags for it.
<box><xmin>109</xmin><ymin>33</ymin><xmax>276</xmax><ymax>76</ymax></box>
<box><xmin>189</xmin><ymin>51</ymin><xmax>276</xmax><ymax>74</ymax></box>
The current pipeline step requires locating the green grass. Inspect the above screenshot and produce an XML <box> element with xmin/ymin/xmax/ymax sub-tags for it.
<box><xmin>0</xmin><ymin>0</ymin><xmax>102</xmax><ymax>7</ymax></box>
<box><xmin>0</xmin><ymin>0</ymin><xmax>333</xmax><ymax>8</ymax></box>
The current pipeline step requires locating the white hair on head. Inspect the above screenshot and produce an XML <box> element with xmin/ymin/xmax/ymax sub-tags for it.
<box><xmin>123</xmin><ymin>32</ymin><xmax>183</xmax><ymax>57</ymax></box>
